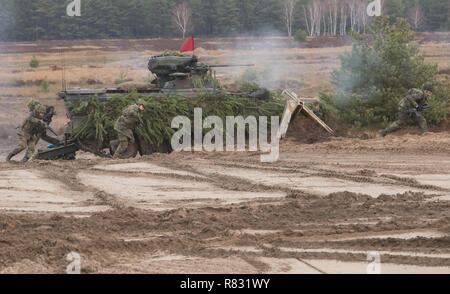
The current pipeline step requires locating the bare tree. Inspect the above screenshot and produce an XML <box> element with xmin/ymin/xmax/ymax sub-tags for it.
<box><xmin>283</xmin><ymin>0</ymin><xmax>296</xmax><ymax>37</ymax></box>
<box><xmin>303</xmin><ymin>5</ymin><xmax>311</xmax><ymax>36</ymax></box>
<box><xmin>339</xmin><ymin>1</ymin><xmax>348</xmax><ymax>36</ymax></box>
<box><xmin>354</xmin><ymin>0</ymin><xmax>368</xmax><ymax>34</ymax></box>
<box><xmin>329</xmin><ymin>0</ymin><xmax>339</xmax><ymax>36</ymax></box>
<box><xmin>348</xmin><ymin>0</ymin><xmax>357</xmax><ymax>32</ymax></box>
<box><xmin>407</xmin><ymin>4</ymin><xmax>426</xmax><ymax>31</ymax></box>
<box><xmin>172</xmin><ymin>2</ymin><xmax>192</xmax><ymax>39</ymax></box>
<box><xmin>302</xmin><ymin>0</ymin><xmax>373</xmax><ymax>37</ymax></box>
<box><xmin>309</xmin><ymin>0</ymin><xmax>322</xmax><ymax>36</ymax></box>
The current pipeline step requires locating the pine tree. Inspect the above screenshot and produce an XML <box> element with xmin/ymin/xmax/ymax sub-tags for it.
<box><xmin>217</xmin><ymin>0</ymin><xmax>240</xmax><ymax>35</ymax></box>
<box><xmin>419</xmin><ymin>0</ymin><xmax>449</xmax><ymax>31</ymax></box>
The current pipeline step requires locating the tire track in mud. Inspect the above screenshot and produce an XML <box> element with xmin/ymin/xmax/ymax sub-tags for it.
<box><xmin>181</xmin><ymin>158</ymin><xmax>450</xmax><ymax>193</ymax></box>
<box><xmin>198</xmin><ymin>246</ymin><xmax>450</xmax><ymax>269</ymax></box>
<box><xmin>153</xmin><ymin>160</ymin><xmax>296</xmax><ymax>195</ymax></box>
<box><xmin>0</xmin><ymin>191</ymin><xmax>448</xmax><ymax>271</ymax></box>
<box><xmin>0</xmin><ymin>154</ymin><xmax>449</xmax><ymax>272</ymax></box>
<box><xmin>32</xmin><ymin>160</ymin><xmax>126</xmax><ymax>210</ymax></box>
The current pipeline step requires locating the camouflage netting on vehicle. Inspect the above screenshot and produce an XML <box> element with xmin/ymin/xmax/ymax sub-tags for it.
<box><xmin>70</xmin><ymin>91</ymin><xmax>284</xmax><ymax>151</ymax></box>
<box><xmin>160</xmin><ymin>49</ymin><xmax>190</xmax><ymax>57</ymax></box>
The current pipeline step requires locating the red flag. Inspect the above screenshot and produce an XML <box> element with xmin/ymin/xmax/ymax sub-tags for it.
<box><xmin>180</xmin><ymin>36</ymin><xmax>195</xmax><ymax>53</ymax></box>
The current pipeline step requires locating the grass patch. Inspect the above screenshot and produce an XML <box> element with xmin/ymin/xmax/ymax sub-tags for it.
<box><xmin>29</xmin><ymin>56</ymin><xmax>40</xmax><ymax>68</ymax></box>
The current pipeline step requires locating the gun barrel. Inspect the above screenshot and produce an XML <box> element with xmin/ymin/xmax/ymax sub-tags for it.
<box><xmin>209</xmin><ymin>64</ymin><xmax>255</xmax><ymax>68</ymax></box>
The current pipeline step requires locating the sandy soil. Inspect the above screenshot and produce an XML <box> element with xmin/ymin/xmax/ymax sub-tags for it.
<box><xmin>0</xmin><ymin>35</ymin><xmax>449</xmax><ymax>274</ymax></box>
<box><xmin>0</xmin><ymin>134</ymin><xmax>449</xmax><ymax>274</ymax></box>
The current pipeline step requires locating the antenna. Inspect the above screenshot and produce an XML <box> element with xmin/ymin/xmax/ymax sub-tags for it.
<box><xmin>61</xmin><ymin>50</ymin><xmax>67</xmax><ymax>91</ymax></box>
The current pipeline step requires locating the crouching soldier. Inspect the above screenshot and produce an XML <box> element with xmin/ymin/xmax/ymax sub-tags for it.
<box><xmin>113</xmin><ymin>100</ymin><xmax>146</xmax><ymax>159</ymax></box>
<box><xmin>380</xmin><ymin>83</ymin><xmax>435</xmax><ymax>137</ymax></box>
<box><xmin>6</xmin><ymin>103</ymin><xmax>60</xmax><ymax>163</ymax></box>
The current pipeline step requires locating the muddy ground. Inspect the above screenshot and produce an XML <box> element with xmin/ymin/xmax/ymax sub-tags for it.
<box><xmin>0</xmin><ymin>35</ymin><xmax>449</xmax><ymax>274</ymax></box>
<box><xmin>0</xmin><ymin>131</ymin><xmax>449</xmax><ymax>274</ymax></box>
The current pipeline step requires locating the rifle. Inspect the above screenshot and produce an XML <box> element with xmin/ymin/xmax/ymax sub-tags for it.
<box><xmin>404</xmin><ymin>104</ymin><xmax>433</xmax><ymax>114</ymax></box>
<box><xmin>45</xmin><ymin>123</ymin><xmax>59</xmax><ymax>136</ymax></box>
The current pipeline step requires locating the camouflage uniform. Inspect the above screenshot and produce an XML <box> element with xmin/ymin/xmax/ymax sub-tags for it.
<box><xmin>7</xmin><ymin>104</ymin><xmax>58</xmax><ymax>162</ymax></box>
<box><xmin>113</xmin><ymin>104</ymin><xmax>142</xmax><ymax>159</ymax></box>
<box><xmin>381</xmin><ymin>88</ymin><xmax>429</xmax><ymax>136</ymax></box>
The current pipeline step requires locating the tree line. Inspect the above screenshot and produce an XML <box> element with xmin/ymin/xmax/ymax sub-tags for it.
<box><xmin>0</xmin><ymin>0</ymin><xmax>448</xmax><ymax>42</ymax></box>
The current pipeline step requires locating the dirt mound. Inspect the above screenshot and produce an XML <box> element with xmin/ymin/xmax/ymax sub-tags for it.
<box><xmin>324</xmin><ymin>191</ymin><xmax>373</xmax><ymax>203</ymax></box>
<box><xmin>378</xmin><ymin>192</ymin><xmax>427</xmax><ymax>202</ymax></box>
<box><xmin>432</xmin><ymin>119</ymin><xmax>450</xmax><ymax>133</ymax></box>
<box><xmin>285</xmin><ymin>112</ymin><xmax>332</xmax><ymax>144</ymax></box>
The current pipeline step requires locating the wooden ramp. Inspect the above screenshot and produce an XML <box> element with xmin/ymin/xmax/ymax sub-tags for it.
<box><xmin>277</xmin><ymin>89</ymin><xmax>334</xmax><ymax>140</ymax></box>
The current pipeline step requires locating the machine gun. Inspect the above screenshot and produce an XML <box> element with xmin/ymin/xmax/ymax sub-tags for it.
<box><xmin>148</xmin><ymin>55</ymin><xmax>254</xmax><ymax>88</ymax></box>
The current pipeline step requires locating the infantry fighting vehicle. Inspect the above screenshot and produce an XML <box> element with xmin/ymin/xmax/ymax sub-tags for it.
<box><xmin>36</xmin><ymin>54</ymin><xmax>267</xmax><ymax>160</ymax></box>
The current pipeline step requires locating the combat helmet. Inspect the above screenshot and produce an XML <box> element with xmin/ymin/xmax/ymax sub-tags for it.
<box><xmin>136</xmin><ymin>99</ymin><xmax>146</xmax><ymax>106</ymax></box>
<box><xmin>422</xmin><ymin>82</ymin><xmax>435</xmax><ymax>92</ymax></box>
<box><xmin>27</xmin><ymin>99</ymin><xmax>41</xmax><ymax>112</ymax></box>
<box><xmin>33</xmin><ymin>104</ymin><xmax>47</xmax><ymax>119</ymax></box>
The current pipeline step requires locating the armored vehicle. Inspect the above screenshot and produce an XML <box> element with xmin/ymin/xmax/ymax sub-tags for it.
<box><xmin>36</xmin><ymin>54</ymin><xmax>267</xmax><ymax>160</ymax></box>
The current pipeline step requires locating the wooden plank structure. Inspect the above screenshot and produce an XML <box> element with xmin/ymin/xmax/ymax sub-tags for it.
<box><xmin>277</xmin><ymin>89</ymin><xmax>335</xmax><ymax>140</ymax></box>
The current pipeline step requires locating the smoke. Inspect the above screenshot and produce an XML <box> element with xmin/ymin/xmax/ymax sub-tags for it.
<box><xmin>216</xmin><ymin>30</ymin><xmax>309</xmax><ymax>92</ymax></box>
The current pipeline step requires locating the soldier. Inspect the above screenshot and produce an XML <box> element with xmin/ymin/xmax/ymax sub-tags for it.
<box><xmin>6</xmin><ymin>104</ymin><xmax>59</xmax><ymax>163</ymax></box>
<box><xmin>113</xmin><ymin>100</ymin><xmax>146</xmax><ymax>159</ymax></box>
<box><xmin>379</xmin><ymin>83</ymin><xmax>435</xmax><ymax>137</ymax></box>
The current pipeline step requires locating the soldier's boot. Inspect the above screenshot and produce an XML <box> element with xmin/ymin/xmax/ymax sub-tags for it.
<box><xmin>6</xmin><ymin>148</ymin><xmax>22</xmax><ymax>161</ymax></box>
<box><xmin>6</xmin><ymin>152</ymin><xmax>14</xmax><ymax>161</ymax></box>
<box><xmin>21</xmin><ymin>155</ymin><xmax>30</xmax><ymax>163</ymax></box>
<box><xmin>380</xmin><ymin>121</ymin><xmax>402</xmax><ymax>137</ymax></box>
<box><xmin>378</xmin><ymin>130</ymin><xmax>387</xmax><ymax>137</ymax></box>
